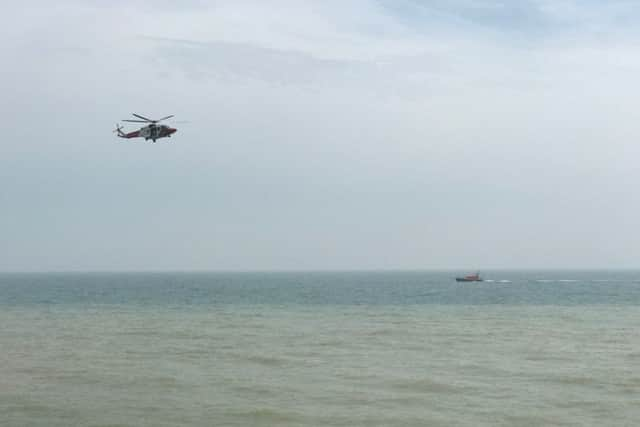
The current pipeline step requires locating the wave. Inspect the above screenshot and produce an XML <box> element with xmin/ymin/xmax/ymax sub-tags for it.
<box><xmin>245</xmin><ymin>354</ymin><xmax>288</xmax><ymax>367</ymax></box>
<box><xmin>224</xmin><ymin>408</ymin><xmax>301</xmax><ymax>424</ymax></box>
<box><xmin>391</xmin><ymin>378</ymin><xmax>467</xmax><ymax>394</ymax></box>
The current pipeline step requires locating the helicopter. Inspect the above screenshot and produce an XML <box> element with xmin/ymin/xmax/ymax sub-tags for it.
<box><xmin>114</xmin><ymin>113</ymin><xmax>177</xmax><ymax>143</ymax></box>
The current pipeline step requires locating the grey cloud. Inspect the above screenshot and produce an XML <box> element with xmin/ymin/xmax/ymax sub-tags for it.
<box><xmin>144</xmin><ymin>37</ymin><xmax>359</xmax><ymax>85</ymax></box>
<box><xmin>1</xmin><ymin>1</ymin><xmax>640</xmax><ymax>271</ymax></box>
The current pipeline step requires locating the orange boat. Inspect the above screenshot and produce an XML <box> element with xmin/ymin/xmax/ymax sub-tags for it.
<box><xmin>455</xmin><ymin>272</ymin><xmax>483</xmax><ymax>282</ymax></box>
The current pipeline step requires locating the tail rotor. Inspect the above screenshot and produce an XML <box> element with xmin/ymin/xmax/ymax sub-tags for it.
<box><xmin>113</xmin><ymin>124</ymin><xmax>125</xmax><ymax>137</ymax></box>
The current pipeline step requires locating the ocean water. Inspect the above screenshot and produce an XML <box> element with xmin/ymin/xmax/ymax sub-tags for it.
<box><xmin>1</xmin><ymin>271</ymin><xmax>639</xmax><ymax>426</ymax></box>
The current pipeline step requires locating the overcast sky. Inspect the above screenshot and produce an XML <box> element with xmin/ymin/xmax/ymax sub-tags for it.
<box><xmin>2</xmin><ymin>1</ymin><xmax>640</xmax><ymax>271</ymax></box>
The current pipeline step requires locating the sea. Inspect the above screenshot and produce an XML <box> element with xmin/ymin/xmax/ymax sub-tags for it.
<box><xmin>1</xmin><ymin>271</ymin><xmax>639</xmax><ymax>426</ymax></box>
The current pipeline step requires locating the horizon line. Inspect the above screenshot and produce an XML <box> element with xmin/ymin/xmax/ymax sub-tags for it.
<box><xmin>2</xmin><ymin>267</ymin><xmax>639</xmax><ymax>274</ymax></box>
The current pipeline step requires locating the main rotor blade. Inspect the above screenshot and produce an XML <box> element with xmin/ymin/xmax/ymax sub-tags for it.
<box><xmin>156</xmin><ymin>115</ymin><xmax>174</xmax><ymax>122</ymax></box>
<box><xmin>122</xmin><ymin>119</ymin><xmax>149</xmax><ymax>123</ymax></box>
<box><xmin>132</xmin><ymin>113</ymin><xmax>153</xmax><ymax>122</ymax></box>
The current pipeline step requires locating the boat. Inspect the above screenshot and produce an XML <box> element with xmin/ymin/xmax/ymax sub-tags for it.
<box><xmin>455</xmin><ymin>272</ymin><xmax>483</xmax><ymax>282</ymax></box>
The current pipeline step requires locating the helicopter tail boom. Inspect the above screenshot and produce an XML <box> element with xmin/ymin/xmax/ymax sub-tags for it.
<box><xmin>113</xmin><ymin>125</ymin><xmax>139</xmax><ymax>139</ymax></box>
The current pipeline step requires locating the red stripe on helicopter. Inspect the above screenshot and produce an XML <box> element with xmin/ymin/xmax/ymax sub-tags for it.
<box><xmin>124</xmin><ymin>131</ymin><xmax>140</xmax><ymax>138</ymax></box>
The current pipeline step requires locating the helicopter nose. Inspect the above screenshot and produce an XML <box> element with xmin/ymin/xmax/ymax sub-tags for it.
<box><xmin>169</xmin><ymin>128</ymin><xmax>177</xmax><ymax>134</ymax></box>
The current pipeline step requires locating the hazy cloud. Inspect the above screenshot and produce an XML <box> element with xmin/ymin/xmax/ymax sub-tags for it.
<box><xmin>1</xmin><ymin>1</ymin><xmax>639</xmax><ymax>271</ymax></box>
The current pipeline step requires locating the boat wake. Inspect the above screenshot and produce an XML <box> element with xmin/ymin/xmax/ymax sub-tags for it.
<box><xmin>535</xmin><ymin>279</ymin><xmax>579</xmax><ymax>283</ymax></box>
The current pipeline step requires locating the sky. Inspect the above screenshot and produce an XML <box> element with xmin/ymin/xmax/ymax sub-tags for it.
<box><xmin>2</xmin><ymin>0</ymin><xmax>640</xmax><ymax>271</ymax></box>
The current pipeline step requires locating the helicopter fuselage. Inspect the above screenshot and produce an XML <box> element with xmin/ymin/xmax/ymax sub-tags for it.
<box><xmin>117</xmin><ymin>124</ymin><xmax>177</xmax><ymax>142</ymax></box>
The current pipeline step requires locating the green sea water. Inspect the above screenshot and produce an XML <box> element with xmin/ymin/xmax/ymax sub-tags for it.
<box><xmin>1</xmin><ymin>272</ymin><xmax>639</xmax><ymax>426</ymax></box>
